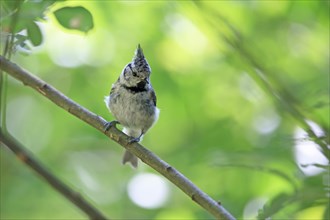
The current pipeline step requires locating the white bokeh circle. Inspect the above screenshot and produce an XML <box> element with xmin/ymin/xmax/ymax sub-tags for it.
<box><xmin>127</xmin><ymin>173</ymin><xmax>170</xmax><ymax>209</ymax></box>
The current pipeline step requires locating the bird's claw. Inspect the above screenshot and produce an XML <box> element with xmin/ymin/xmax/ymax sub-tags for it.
<box><xmin>128</xmin><ymin>137</ymin><xmax>141</xmax><ymax>144</ymax></box>
<box><xmin>104</xmin><ymin>120</ymin><xmax>119</xmax><ymax>132</ymax></box>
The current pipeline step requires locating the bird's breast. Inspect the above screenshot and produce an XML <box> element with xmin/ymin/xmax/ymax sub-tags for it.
<box><xmin>109</xmin><ymin>88</ymin><xmax>158</xmax><ymax>131</ymax></box>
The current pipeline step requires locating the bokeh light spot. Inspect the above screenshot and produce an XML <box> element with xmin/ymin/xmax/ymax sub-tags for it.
<box><xmin>243</xmin><ymin>197</ymin><xmax>268</xmax><ymax>219</ymax></box>
<box><xmin>127</xmin><ymin>173</ymin><xmax>170</xmax><ymax>209</ymax></box>
<box><xmin>294</xmin><ymin>121</ymin><xmax>328</xmax><ymax>176</ymax></box>
<box><xmin>252</xmin><ymin>108</ymin><xmax>281</xmax><ymax>135</ymax></box>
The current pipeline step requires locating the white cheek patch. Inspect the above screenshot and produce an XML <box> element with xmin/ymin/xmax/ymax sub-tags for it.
<box><xmin>154</xmin><ymin>107</ymin><xmax>160</xmax><ymax>124</ymax></box>
<box><xmin>104</xmin><ymin>96</ymin><xmax>110</xmax><ymax>109</ymax></box>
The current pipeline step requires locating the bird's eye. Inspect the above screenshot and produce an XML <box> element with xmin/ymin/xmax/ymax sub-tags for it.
<box><xmin>127</xmin><ymin>63</ymin><xmax>137</xmax><ymax>77</ymax></box>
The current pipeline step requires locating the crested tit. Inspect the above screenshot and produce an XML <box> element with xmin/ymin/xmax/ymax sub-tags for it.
<box><xmin>104</xmin><ymin>45</ymin><xmax>159</xmax><ymax>168</ymax></box>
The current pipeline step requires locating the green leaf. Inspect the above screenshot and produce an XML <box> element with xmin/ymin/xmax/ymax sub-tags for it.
<box><xmin>15</xmin><ymin>34</ymin><xmax>28</xmax><ymax>45</ymax></box>
<box><xmin>53</xmin><ymin>6</ymin><xmax>94</xmax><ymax>33</ymax></box>
<box><xmin>0</xmin><ymin>0</ymin><xmax>20</xmax><ymax>13</ymax></box>
<box><xmin>27</xmin><ymin>21</ymin><xmax>42</xmax><ymax>46</ymax></box>
<box><xmin>257</xmin><ymin>193</ymin><xmax>290</xmax><ymax>219</ymax></box>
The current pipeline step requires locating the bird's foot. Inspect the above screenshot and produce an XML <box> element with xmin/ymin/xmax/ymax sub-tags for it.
<box><xmin>128</xmin><ymin>136</ymin><xmax>141</xmax><ymax>144</ymax></box>
<box><xmin>128</xmin><ymin>131</ymin><xmax>144</xmax><ymax>144</ymax></box>
<box><xmin>104</xmin><ymin>120</ymin><xmax>119</xmax><ymax>132</ymax></box>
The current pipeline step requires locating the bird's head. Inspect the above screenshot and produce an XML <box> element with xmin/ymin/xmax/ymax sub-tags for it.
<box><xmin>120</xmin><ymin>44</ymin><xmax>151</xmax><ymax>88</ymax></box>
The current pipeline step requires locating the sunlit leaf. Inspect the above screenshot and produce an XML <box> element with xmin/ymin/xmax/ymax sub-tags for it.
<box><xmin>53</xmin><ymin>6</ymin><xmax>94</xmax><ymax>33</ymax></box>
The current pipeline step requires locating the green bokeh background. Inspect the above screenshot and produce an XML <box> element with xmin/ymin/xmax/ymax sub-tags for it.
<box><xmin>1</xmin><ymin>1</ymin><xmax>329</xmax><ymax>219</ymax></box>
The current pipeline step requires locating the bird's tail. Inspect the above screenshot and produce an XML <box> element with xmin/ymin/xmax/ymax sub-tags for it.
<box><xmin>122</xmin><ymin>150</ymin><xmax>138</xmax><ymax>168</ymax></box>
<box><xmin>122</xmin><ymin>127</ymin><xmax>141</xmax><ymax>168</ymax></box>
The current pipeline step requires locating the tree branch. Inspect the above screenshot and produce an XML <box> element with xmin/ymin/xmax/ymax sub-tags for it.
<box><xmin>0</xmin><ymin>131</ymin><xmax>109</xmax><ymax>220</ymax></box>
<box><xmin>0</xmin><ymin>56</ymin><xmax>236</xmax><ymax>220</ymax></box>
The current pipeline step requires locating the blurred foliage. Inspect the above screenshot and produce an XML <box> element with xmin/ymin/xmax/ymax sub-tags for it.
<box><xmin>1</xmin><ymin>0</ymin><xmax>329</xmax><ymax>219</ymax></box>
<box><xmin>0</xmin><ymin>0</ymin><xmax>93</xmax><ymax>48</ymax></box>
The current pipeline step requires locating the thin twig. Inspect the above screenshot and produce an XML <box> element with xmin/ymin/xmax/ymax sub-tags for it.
<box><xmin>0</xmin><ymin>131</ymin><xmax>109</xmax><ymax>220</ymax></box>
<box><xmin>1</xmin><ymin>0</ymin><xmax>22</xmax><ymax>132</ymax></box>
<box><xmin>194</xmin><ymin>3</ymin><xmax>329</xmax><ymax>160</ymax></box>
<box><xmin>215</xmin><ymin>163</ymin><xmax>298</xmax><ymax>191</ymax></box>
<box><xmin>0</xmin><ymin>56</ymin><xmax>236</xmax><ymax>220</ymax></box>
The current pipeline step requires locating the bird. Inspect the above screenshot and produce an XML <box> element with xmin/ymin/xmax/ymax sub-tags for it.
<box><xmin>104</xmin><ymin>44</ymin><xmax>159</xmax><ymax>168</ymax></box>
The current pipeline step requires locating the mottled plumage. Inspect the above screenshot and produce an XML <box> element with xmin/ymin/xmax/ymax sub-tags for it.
<box><xmin>104</xmin><ymin>45</ymin><xmax>159</xmax><ymax>168</ymax></box>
